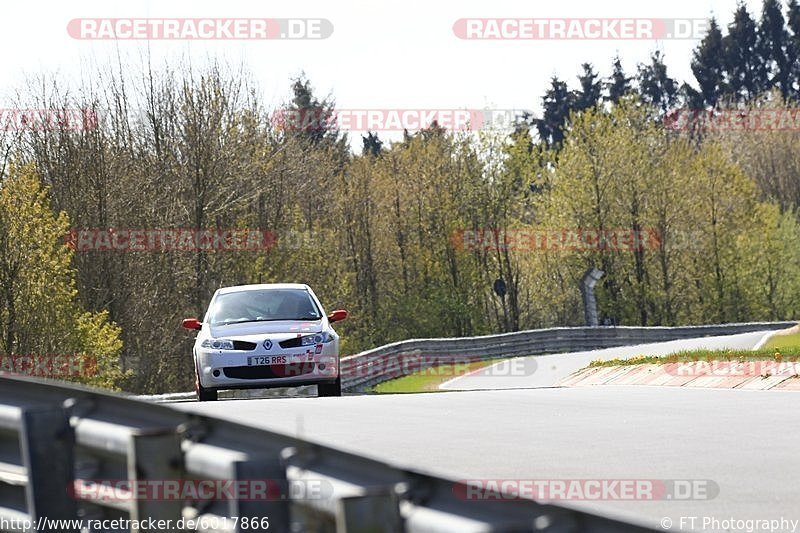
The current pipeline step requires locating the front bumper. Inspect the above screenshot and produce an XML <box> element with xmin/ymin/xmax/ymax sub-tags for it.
<box><xmin>195</xmin><ymin>344</ymin><xmax>339</xmax><ymax>390</ymax></box>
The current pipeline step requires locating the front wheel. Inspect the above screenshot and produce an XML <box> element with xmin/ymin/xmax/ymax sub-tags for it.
<box><xmin>197</xmin><ymin>385</ymin><xmax>218</xmax><ymax>401</ymax></box>
<box><xmin>317</xmin><ymin>376</ymin><xmax>342</xmax><ymax>397</ymax></box>
<box><xmin>196</xmin><ymin>371</ymin><xmax>218</xmax><ymax>401</ymax></box>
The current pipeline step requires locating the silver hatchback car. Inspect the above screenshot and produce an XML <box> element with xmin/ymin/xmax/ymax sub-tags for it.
<box><xmin>182</xmin><ymin>283</ymin><xmax>347</xmax><ymax>401</ymax></box>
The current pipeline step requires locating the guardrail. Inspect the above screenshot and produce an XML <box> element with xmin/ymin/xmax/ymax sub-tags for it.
<box><xmin>0</xmin><ymin>375</ymin><xmax>656</xmax><ymax>532</ymax></box>
<box><xmin>340</xmin><ymin>322</ymin><xmax>796</xmax><ymax>391</ymax></box>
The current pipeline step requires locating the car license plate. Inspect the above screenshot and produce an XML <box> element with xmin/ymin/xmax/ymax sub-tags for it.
<box><xmin>248</xmin><ymin>355</ymin><xmax>287</xmax><ymax>366</ymax></box>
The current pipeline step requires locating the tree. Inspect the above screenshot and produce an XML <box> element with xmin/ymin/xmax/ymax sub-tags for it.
<box><xmin>286</xmin><ymin>76</ymin><xmax>337</xmax><ymax>145</ymax></box>
<box><xmin>714</xmin><ymin>94</ymin><xmax>800</xmax><ymax>212</ymax></box>
<box><xmin>787</xmin><ymin>0</ymin><xmax>800</xmax><ymax>98</ymax></box>
<box><xmin>636</xmin><ymin>52</ymin><xmax>679</xmax><ymax>114</ymax></box>
<box><xmin>536</xmin><ymin>76</ymin><xmax>574</xmax><ymax>149</ymax></box>
<box><xmin>0</xmin><ymin>164</ymin><xmax>128</xmax><ymax>388</ymax></box>
<box><xmin>543</xmin><ymin>105</ymin><xmax>626</xmax><ymax>322</ymax></box>
<box><xmin>683</xmin><ymin>142</ymin><xmax>761</xmax><ymax>322</ymax></box>
<box><xmin>738</xmin><ymin>204</ymin><xmax>800</xmax><ymax>320</ymax></box>
<box><xmin>691</xmin><ymin>17</ymin><xmax>727</xmax><ymax>107</ymax></box>
<box><xmin>535</xmin><ymin>96</ymin><xmax>797</xmax><ymax>327</ymax></box>
<box><xmin>361</xmin><ymin>131</ymin><xmax>382</xmax><ymax>156</ymax></box>
<box><xmin>723</xmin><ymin>4</ymin><xmax>763</xmax><ymax>100</ymax></box>
<box><xmin>606</xmin><ymin>56</ymin><xmax>633</xmax><ymax>103</ymax></box>
<box><xmin>756</xmin><ymin>0</ymin><xmax>792</xmax><ymax>97</ymax></box>
<box><xmin>8</xmin><ymin>58</ymin><xmax>800</xmax><ymax>395</ymax></box>
<box><xmin>359</xmin><ymin>128</ymin><xmax>494</xmax><ymax>339</ymax></box>
<box><xmin>573</xmin><ymin>63</ymin><xmax>603</xmax><ymax>112</ymax></box>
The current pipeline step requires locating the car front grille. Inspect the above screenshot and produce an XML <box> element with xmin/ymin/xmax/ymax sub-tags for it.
<box><xmin>232</xmin><ymin>340</ymin><xmax>257</xmax><ymax>350</ymax></box>
<box><xmin>223</xmin><ymin>363</ymin><xmax>316</xmax><ymax>379</ymax></box>
<box><xmin>278</xmin><ymin>337</ymin><xmax>303</xmax><ymax>349</ymax></box>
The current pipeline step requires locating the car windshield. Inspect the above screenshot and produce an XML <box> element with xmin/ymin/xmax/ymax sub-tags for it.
<box><xmin>208</xmin><ymin>289</ymin><xmax>322</xmax><ymax>326</ymax></box>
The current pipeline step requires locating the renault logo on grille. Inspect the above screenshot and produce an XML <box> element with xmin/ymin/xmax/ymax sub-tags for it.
<box><xmin>263</xmin><ymin>340</ymin><xmax>273</xmax><ymax>350</ymax></box>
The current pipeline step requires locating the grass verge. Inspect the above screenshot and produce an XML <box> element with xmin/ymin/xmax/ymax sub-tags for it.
<box><xmin>372</xmin><ymin>359</ymin><xmax>505</xmax><ymax>393</ymax></box>
<box><xmin>765</xmin><ymin>331</ymin><xmax>800</xmax><ymax>350</ymax></box>
<box><xmin>589</xmin><ymin>346</ymin><xmax>800</xmax><ymax>369</ymax></box>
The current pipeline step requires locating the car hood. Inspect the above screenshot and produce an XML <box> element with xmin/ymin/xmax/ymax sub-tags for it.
<box><xmin>207</xmin><ymin>320</ymin><xmax>323</xmax><ymax>339</ymax></box>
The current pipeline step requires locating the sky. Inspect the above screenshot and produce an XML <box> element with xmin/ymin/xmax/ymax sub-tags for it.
<box><xmin>0</xmin><ymin>0</ymin><xmax>769</xmax><ymax>142</ymax></box>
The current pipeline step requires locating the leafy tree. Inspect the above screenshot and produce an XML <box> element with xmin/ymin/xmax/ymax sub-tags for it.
<box><xmin>738</xmin><ymin>204</ymin><xmax>800</xmax><ymax>320</ymax></box>
<box><xmin>535</xmin><ymin>97</ymin><xmax>798</xmax><ymax>326</ymax></box>
<box><xmin>0</xmin><ymin>164</ymin><xmax>129</xmax><ymax>388</ymax></box>
<box><xmin>10</xmin><ymin>60</ymin><xmax>800</xmax><ymax>395</ymax></box>
<box><xmin>714</xmin><ymin>94</ymin><xmax>800</xmax><ymax>212</ymax></box>
<box><xmin>543</xmin><ymin>105</ymin><xmax>626</xmax><ymax>322</ymax></box>
<box><xmin>683</xmin><ymin>142</ymin><xmax>761</xmax><ymax>322</ymax></box>
<box><xmin>364</xmin><ymin>128</ymin><xmax>492</xmax><ymax>338</ymax></box>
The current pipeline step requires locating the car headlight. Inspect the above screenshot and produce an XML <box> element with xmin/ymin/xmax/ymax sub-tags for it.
<box><xmin>201</xmin><ymin>339</ymin><xmax>235</xmax><ymax>350</ymax></box>
<box><xmin>300</xmin><ymin>332</ymin><xmax>334</xmax><ymax>346</ymax></box>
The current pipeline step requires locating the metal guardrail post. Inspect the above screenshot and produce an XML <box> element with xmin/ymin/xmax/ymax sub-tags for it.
<box><xmin>128</xmin><ymin>429</ymin><xmax>184</xmax><ymax>532</ymax></box>
<box><xmin>227</xmin><ymin>459</ymin><xmax>290</xmax><ymax>532</ymax></box>
<box><xmin>19</xmin><ymin>406</ymin><xmax>78</xmax><ymax>532</ymax></box>
<box><xmin>335</xmin><ymin>490</ymin><xmax>402</xmax><ymax>533</ymax></box>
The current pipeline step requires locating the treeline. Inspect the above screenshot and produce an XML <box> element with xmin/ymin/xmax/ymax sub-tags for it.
<box><xmin>0</xmin><ymin>2</ymin><xmax>799</xmax><ymax>392</ymax></box>
<box><xmin>537</xmin><ymin>0</ymin><xmax>800</xmax><ymax>145</ymax></box>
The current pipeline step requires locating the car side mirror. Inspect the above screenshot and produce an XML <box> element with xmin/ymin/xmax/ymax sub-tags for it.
<box><xmin>182</xmin><ymin>318</ymin><xmax>202</xmax><ymax>331</ymax></box>
<box><xmin>327</xmin><ymin>309</ymin><xmax>348</xmax><ymax>323</ymax></box>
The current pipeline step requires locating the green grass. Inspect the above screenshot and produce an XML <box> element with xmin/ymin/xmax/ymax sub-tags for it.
<box><xmin>588</xmin><ymin>346</ymin><xmax>800</xmax><ymax>369</ymax></box>
<box><xmin>765</xmin><ymin>331</ymin><xmax>800</xmax><ymax>350</ymax></box>
<box><xmin>372</xmin><ymin>359</ymin><xmax>504</xmax><ymax>393</ymax></box>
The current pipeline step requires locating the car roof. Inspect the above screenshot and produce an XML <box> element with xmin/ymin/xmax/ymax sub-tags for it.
<box><xmin>215</xmin><ymin>283</ymin><xmax>311</xmax><ymax>295</ymax></box>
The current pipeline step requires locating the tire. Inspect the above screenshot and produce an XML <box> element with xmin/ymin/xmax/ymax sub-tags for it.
<box><xmin>195</xmin><ymin>369</ymin><xmax>218</xmax><ymax>401</ymax></box>
<box><xmin>317</xmin><ymin>375</ymin><xmax>342</xmax><ymax>397</ymax></box>
<box><xmin>197</xmin><ymin>385</ymin><xmax>218</xmax><ymax>401</ymax></box>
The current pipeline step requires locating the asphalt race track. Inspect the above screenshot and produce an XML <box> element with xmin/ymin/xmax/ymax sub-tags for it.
<box><xmin>174</xmin><ymin>332</ymin><xmax>800</xmax><ymax>531</ymax></box>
